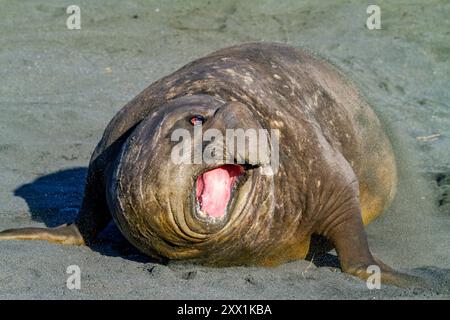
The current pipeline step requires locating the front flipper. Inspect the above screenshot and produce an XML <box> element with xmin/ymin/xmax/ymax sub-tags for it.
<box><xmin>0</xmin><ymin>223</ymin><xmax>84</xmax><ymax>245</ymax></box>
<box><xmin>327</xmin><ymin>208</ymin><xmax>429</xmax><ymax>288</ymax></box>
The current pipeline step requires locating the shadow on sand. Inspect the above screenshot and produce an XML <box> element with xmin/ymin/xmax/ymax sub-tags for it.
<box><xmin>13</xmin><ymin>167</ymin><xmax>151</xmax><ymax>263</ymax></box>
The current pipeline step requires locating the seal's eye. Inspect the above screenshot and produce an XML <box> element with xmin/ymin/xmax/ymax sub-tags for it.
<box><xmin>190</xmin><ymin>115</ymin><xmax>205</xmax><ymax>126</ymax></box>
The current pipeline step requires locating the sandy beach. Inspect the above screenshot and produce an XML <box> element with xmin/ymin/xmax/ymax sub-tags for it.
<box><xmin>0</xmin><ymin>0</ymin><xmax>449</xmax><ymax>299</ymax></box>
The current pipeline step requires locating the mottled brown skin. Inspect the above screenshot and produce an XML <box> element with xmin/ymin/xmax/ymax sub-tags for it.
<box><xmin>0</xmin><ymin>43</ymin><xmax>424</xmax><ymax>287</ymax></box>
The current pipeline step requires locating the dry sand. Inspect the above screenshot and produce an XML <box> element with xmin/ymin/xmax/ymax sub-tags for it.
<box><xmin>0</xmin><ymin>0</ymin><xmax>449</xmax><ymax>299</ymax></box>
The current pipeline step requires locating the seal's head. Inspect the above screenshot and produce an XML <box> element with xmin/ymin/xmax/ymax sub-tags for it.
<box><xmin>110</xmin><ymin>95</ymin><xmax>275</xmax><ymax>263</ymax></box>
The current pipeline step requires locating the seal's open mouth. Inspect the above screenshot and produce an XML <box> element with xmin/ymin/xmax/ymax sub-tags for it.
<box><xmin>195</xmin><ymin>165</ymin><xmax>244</xmax><ymax>218</ymax></box>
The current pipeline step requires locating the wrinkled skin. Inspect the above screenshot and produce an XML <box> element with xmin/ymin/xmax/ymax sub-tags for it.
<box><xmin>0</xmin><ymin>43</ymin><xmax>427</xmax><ymax>288</ymax></box>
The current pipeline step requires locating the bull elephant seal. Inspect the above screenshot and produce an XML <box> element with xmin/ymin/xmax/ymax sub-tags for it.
<box><xmin>0</xmin><ymin>42</ymin><xmax>423</xmax><ymax>287</ymax></box>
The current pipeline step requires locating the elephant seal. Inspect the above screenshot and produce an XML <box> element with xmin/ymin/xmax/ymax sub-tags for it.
<box><xmin>0</xmin><ymin>42</ymin><xmax>423</xmax><ymax>287</ymax></box>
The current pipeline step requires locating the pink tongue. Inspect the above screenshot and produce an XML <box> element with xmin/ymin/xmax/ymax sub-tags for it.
<box><xmin>196</xmin><ymin>165</ymin><xmax>244</xmax><ymax>218</ymax></box>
